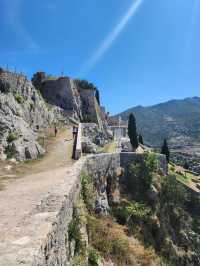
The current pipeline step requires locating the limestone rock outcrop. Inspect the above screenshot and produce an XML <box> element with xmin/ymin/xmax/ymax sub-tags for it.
<box><xmin>0</xmin><ymin>69</ymin><xmax>66</xmax><ymax>161</ymax></box>
<box><xmin>32</xmin><ymin>72</ymin><xmax>109</xmax><ymax>135</ymax></box>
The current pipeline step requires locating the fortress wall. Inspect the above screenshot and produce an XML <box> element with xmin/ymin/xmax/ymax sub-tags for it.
<box><xmin>0</xmin><ymin>153</ymin><xmax>166</xmax><ymax>266</ymax></box>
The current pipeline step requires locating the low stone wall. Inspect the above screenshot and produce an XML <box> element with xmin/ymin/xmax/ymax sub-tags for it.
<box><xmin>0</xmin><ymin>152</ymin><xmax>167</xmax><ymax>266</ymax></box>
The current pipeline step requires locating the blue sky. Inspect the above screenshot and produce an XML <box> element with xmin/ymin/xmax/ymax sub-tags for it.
<box><xmin>1</xmin><ymin>0</ymin><xmax>200</xmax><ymax>114</ymax></box>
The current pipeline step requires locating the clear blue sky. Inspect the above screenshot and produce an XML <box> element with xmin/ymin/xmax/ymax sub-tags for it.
<box><xmin>1</xmin><ymin>0</ymin><xmax>200</xmax><ymax>114</ymax></box>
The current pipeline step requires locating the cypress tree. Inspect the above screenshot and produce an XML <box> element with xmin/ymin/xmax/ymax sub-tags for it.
<box><xmin>128</xmin><ymin>113</ymin><xmax>138</xmax><ymax>150</ymax></box>
<box><xmin>161</xmin><ymin>139</ymin><xmax>170</xmax><ymax>162</ymax></box>
<box><xmin>138</xmin><ymin>134</ymin><xmax>144</xmax><ymax>145</ymax></box>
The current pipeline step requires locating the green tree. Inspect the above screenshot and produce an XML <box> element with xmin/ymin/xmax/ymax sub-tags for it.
<box><xmin>128</xmin><ymin>113</ymin><xmax>138</xmax><ymax>149</ymax></box>
<box><xmin>161</xmin><ymin>139</ymin><xmax>170</xmax><ymax>162</ymax></box>
<box><xmin>138</xmin><ymin>134</ymin><xmax>144</xmax><ymax>145</ymax></box>
<box><xmin>128</xmin><ymin>153</ymin><xmax>157</xmax><ymax>201</ymax></box>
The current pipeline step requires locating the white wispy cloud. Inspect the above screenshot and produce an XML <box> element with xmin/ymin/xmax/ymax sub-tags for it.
<box><xmin>3</xmin><ymin>0</ymin><xmax>39</xmax><ymax>54</ymax></box>
<box><xmin>78</xmin><ymin>0</ymin><xmax>143</xmax><ymax>76</ymax></box>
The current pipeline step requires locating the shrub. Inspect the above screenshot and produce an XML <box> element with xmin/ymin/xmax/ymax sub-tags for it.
<box><xmin>87</xmin><ymin>215</ymin><xmax>130</xmax><ymax>264</ymax></box>
<box><xmin>81</xmin><ymin>173</ymin><xmax>96</xmax><ymax>212</ymax></box>
<box><xmin>68</xmin><ymin>199</ymin><xmax>87</xmax><ymax>255</ymax></box>
<box><xmin>113</xmin><ymin>199</ymin><xmax>151</xmax><ymax>225</ymax></box>
<box><xmin>170</xmin><ymin>165</ymin><xmax>175</xmax><ymax>172</ymax></box>
<box><xmin>88</xmin><ymin>247</ymin><xmax>99</xmax><ymax>266</ymax></box>
<box><xmin>128</xmin><ymin>153</ymin><xmax>157</xmax><ymax>201</ymax></box>
<box><xmin>7</xmin><ymin>132</ymin><xmax>17</xmax><ymax>143</ymax></box>
<box><xmin>5</xmin><ymin>145</ymin><xmax>15</xmax><ymax>159</ymax></box>
<box><xmin>70</xmin><ymin>255</ymin><xmax>88</xmax><ymax>266</ymax></box>
<box><xmin>160</xmin><ymin>174</ymin><xmax>187</xmax><ymax>208</ymax></box>
<box><xmin>14</xmin><ymin>93</ymin><xmax>24</xmax><ymax>104</ymax></box>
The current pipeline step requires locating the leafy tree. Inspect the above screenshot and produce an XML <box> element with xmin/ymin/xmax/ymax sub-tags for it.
<box><xmin>160</xmin><ymin>174</ymin><xmax>187</xmax><ymax>208</ymax></box>
<box><xmin>128</xmin><ymin>153</ymin><xmax>157</xmax><ymax>201</ymax></box>
<box><xmin>95</xmin><ymin>89</ymin><xmax>100</xmax><ymax>105</ymax></box>
<box><xmin>128</xmin><ymin>113</ymin><xmax>138</xmax><ymax>149</ymax></box>
<box><xmin>138</xmin><ymin>134</ymin><xmax>144</xmax><ymax>145</ymax></box>
<box><xmin>161</xmin><ymin>139</ymin><xmax>170</xmax><ymax>162</ymax></box>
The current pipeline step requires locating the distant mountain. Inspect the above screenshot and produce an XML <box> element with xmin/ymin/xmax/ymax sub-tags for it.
<box><xmin>115</xmin><ymin>97</ymin><xmax>200</xmax><ymax>147</ymax></box>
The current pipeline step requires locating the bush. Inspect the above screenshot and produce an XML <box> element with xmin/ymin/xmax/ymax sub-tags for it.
<box><xmin>7</xmin><ymin>132</ymin><xmax>17</xmax><ymax>143</ymax></box>
<box><xmin>88</xmin><ymin>247</ymin><xmax>99</xmax><ymax>266</ymax></box>
<box><xmin>70</xmin><ymin>255</ymin><xmax>88</xmax><ymax>266</ymax></box>
<box><xmin>68</xmin><ymin>200</ymin><xmax>87</xmax><ymax>255</ymax></box>
<box><xmin>14</xmin><ymin>93</ymin><xmax>24</xmax><ymax>104</ymax></box>
<box><xmin>128</xmin><ymin>153</ymin><xmax>157</xmax><ymax>201</ymax></box>
<box><xmin>5</xmin><ymin>145</ymin><xmax>15</xmax><ymax>159</ymax></box>
<box><xmin>81</xmin><ymin>173</ymin><xmax>96</xmax><ymax>212</ymax></box>
<box><xmin>113</xmin><ymin>199</ymin><xmax>151</xmax><ymax>225</ymax></box>
<box><xmin>87</xmin><ymin>215</ymin><xmax>132</xmax><ymax>264</ymax></box>
<box><xmin>160</xmin><ymin>174</ymin><xmax>187</xmax><ymax>208</ymax></box>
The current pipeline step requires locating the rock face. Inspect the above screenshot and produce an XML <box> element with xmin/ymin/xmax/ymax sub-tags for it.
<box><xmin>0</xmin><ymin>69</ymin><xmax>109</xmax><ymax>161</ymax></box>
<box><xmin>81</xmin><ymin>123</ymin><xmax>109</xmax><ymax>154</ymax></box>
<box><xmin>32</xmin><ymin>73</ymin><xmax>82</xmax><ymax>120</ymax></box>
<box><xmin>0</xmin><ymin>69</ymin><xmax>66</xmax><ymax>161</ymax></box>
<box><xmin>32</xmin><ymin>72</ymin><xmax>109</xmax><ymax>134</ymax></box>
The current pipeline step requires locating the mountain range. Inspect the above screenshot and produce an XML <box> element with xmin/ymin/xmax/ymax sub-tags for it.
<box><xmin>115</xmin><ymin>97</ymin><xmax>200</xmax><ymax>147</ymax></box>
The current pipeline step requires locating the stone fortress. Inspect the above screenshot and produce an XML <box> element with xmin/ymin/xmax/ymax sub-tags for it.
<box><xmin>0</xmin><ymin>69</ymin><xmax>110</xmax><ymax>162</ymax></box>
<box><xmin>0</xmin><ymin>68</ymin><xmax>168</xmax><ymax>265</ymax></box>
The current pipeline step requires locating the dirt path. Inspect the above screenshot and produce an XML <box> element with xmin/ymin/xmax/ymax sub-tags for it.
<box><xmin>0</xmin><ymin>126</ymin><xmax>75</xmax><ymax>243</ymax></box>
<box><xmin>0</xmin><ymin>127</ymin><xmax>74</xmax><ymax>190</ymax></box>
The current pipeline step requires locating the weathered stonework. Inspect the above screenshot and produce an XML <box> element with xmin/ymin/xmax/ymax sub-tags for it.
<box><xmin>0</xmin><ymin>153</ymin><xmax>167</xmax><ymax>266</ymax></box>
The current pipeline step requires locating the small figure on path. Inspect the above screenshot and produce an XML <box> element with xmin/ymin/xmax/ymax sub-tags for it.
<box><xmin>72</xmin><ymin>126</ymin><xmax>78</xmax><ymax>139</ymax></box>
<box><xmin>54</xmin><ymin>126</ymin><xmax>58</xmax><ymax>137</ymax></box>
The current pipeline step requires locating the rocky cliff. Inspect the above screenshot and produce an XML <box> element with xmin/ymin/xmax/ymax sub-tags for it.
<box><xmin>0</xmin><ymin>69</ymin><xmax>109</xmax><ymax>161</ymax></box>
<box><xmin>32</xmin><ymin>72</ymin><xmax>108</xmax><ymax>134</ymax></box>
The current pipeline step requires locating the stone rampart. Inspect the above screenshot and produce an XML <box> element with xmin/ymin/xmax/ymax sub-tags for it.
<box><xmin>0</xmin><ymin>152</ymin><xmax>167</xmax><ymax>266</ymax></box>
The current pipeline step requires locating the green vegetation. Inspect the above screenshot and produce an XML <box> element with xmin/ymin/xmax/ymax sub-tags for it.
<box><xmin>72</xmin><ymin>155</ymin><xmax>200</xmax><ymax>266</ymax></box>
<box><xmin>160</xmin><ymin>174</ymin><xmax>187</xmax><ymax>208</ymax></box>
<box><xmin>68</xmin><ymin>199</ymin><xmax>88</xmax><ymax>262</ymax></box>
<box><xmin>46</xmin><ymin>74</ymin><xmax>57</xmax><ymax>80</ymax></box>
<box><xmin>127</xmin><ymin>153</ymin><xmax>157</xmax><ymax>201</ymax></box>
<box><xmin>115</xmin><ymin>97</ymin><xmax>200</xmax><ymax>146</ymax></box>
<box><xmin>7</xmin><ymin>132</ymin><xmax>17</xmax><ymax>143</ymax></box>
<box><xmin>14</xmin><ymin>93</ymin><xmax>24</xmax><ymax>104</ymax></box>
<box><xmin>77</xmin><ymin>171</ymin><xmax>163</xmax><ymax>266</ymax></box>
<box><xmin>128</xmin><ymin>113</ymin><xmax>138</xmax><ymax>150</ymax></box>
<box><xmin>88</xmin><ymin>248</ymin><xmax>99</xmax><ymax>266</ymax></box>
<box><xmin>5</xmin><ymin>145</ymin><xmax>15</xmax><ymax>159</ymax></box>
<box><xmin>138</xmin><ymin>134</ymin><xmax>144</xmax><ymax>144</ymax></box>
<box><xmin>80</xmin><ymin>173</ymin><xmax>96</xmax><ymax>212</ymax></box>
<box><xmin>74</xmin><ymin>79</ymin><xmax>97</xmax><ymax>91</ymax></box>
<box><xmin>100</xmin><ymin>141</ymin><xmax>117</xmax><ymax>153</ymax></box>
<box><xmin>161</xmin><ymin>139</ymin><xmax>170</xmax><ymax>162</ymax></box>
<box><xmin>113</xmin><ymin>199</ymin><xmax>151</xmax><ymax>225</ymax></box>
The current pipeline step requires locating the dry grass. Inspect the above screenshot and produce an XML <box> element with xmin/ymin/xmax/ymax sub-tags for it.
<box><xmin>88</xmin><ymin>215</ymin><xmax>165</xmax><ymax>266</ymax></box>
<box><xmin>101</xmin><ymin>141</ymin><xmax>117</xmax><ymax>153</ymax></box>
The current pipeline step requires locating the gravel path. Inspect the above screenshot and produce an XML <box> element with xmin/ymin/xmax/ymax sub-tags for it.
<box><xmin>0</xmin><ymin>127</ymin><xmax>74</xmax><ymax>243</ymax></box>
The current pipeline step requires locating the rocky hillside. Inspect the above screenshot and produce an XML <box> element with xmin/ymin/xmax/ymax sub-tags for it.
<box><xmin>32</xmin><ymin>72</ymin><xmax>108</xmax><ymax>134</ymax></box>
<box><xmin>0</xmin><ymin>69</ymin><xmax>108</xmax><ymax>161</ymax></box>
<box><xmin>115</xmin><ymin>97</ymin><xmax>200</xmax><ymax>147</ymax></box>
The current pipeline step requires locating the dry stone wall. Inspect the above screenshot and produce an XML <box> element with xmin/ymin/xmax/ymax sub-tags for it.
<box><xmin>0</xmin><ymin>152</ymin><xmax>167</xmax><ymax>266</ymax></box>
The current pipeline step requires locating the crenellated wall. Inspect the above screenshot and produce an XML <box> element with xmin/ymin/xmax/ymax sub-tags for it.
<box><xmin>0</xmin><ymin>153</ymin><xmax>167</xmax><ymax>266</ymax></box>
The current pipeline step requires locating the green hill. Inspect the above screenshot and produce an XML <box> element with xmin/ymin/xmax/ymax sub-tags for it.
<box><xmin>115</xmin><ymin>97</ymin><xmax>200</xmax><ymax>146</ymax></box>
